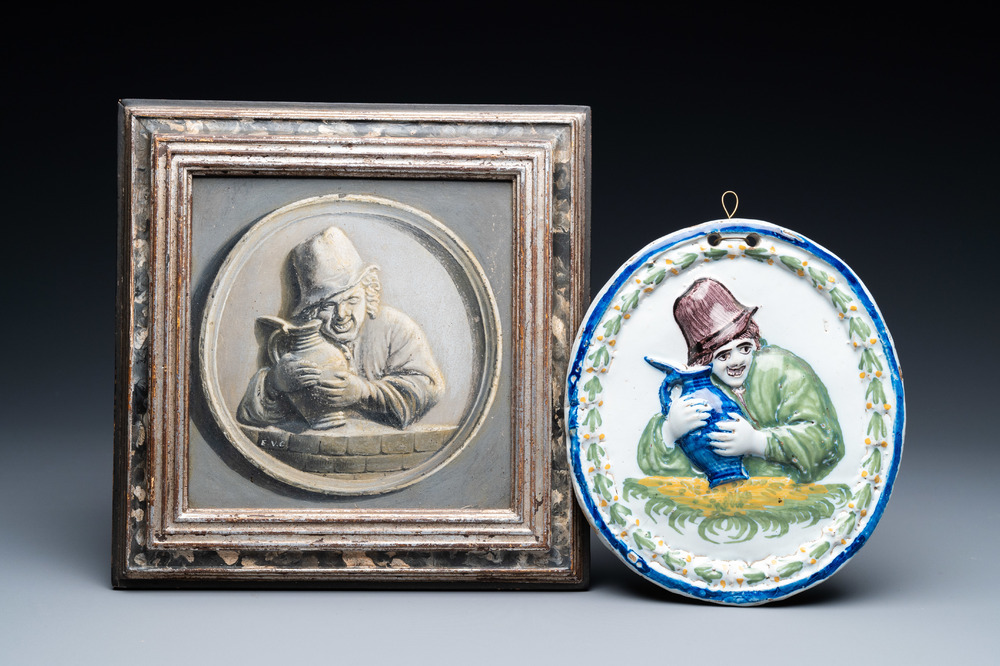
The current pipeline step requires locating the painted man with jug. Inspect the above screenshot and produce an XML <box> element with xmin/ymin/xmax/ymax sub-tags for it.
<box><xmin>640</xmin><ymin>278</ymin><xmax>844</xmax><ymax>484</ymax></box>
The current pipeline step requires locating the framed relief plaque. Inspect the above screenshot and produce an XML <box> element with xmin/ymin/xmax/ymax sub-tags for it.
<box><xmin>113</xmin><ymin>100</ymin><xmax>590</xmax><ymax>588</ymax></box>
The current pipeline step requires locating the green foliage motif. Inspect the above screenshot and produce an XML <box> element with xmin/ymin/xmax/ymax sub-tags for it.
<box><xmin>863</xmin><ymin>450</ymin><xmax>882</xmax><ymax>476</ymax></box>
<box><xmin>778</xmin><ymin>561</ymin><xmax>804</xmax><ymax>578</ymax></box>
<box><xmin>601</xmin><ymin>316</ymin><xmax>622</xmax><ymax>338</ymax></box>
<box><xmin>588</xmin><ymin>345</ymin><xmax>610</xmax><ymax>368</ymax></box>
<box><xmin>865</xmin><ymin>379</ymin><xmax>887</xmax><ymax>405</ymax></box>
<box><xmin>829</xmin><ymin>287</ymin><xmax>852</xmax><ymax>312</ymax></box>
<box><xmin>593</xmin><ymin>473</ymin><xmax>613</xmax><ymax>501</ymax></box>
<box><xmin>854</xmin><ymin>484</ymin><xmax>873</xmax><ymax>512</ymax></box>
<box><xmin>661</xmin><ymin>552</ymin><xmax>685</xmax><ymax>571</ymax></box>
<box><xmin>582</xmin><ymin>375</ymin><xmax>603</xmax><ymax>402</ymax></box>
<box><xmin>582</xmin><ymin>408</ymin><xmax>602</xmax><ymax>432</ymax></box>
<box><xmin>867</xmin><ymin>412</ymin><xmax>888</xmax><ymax>440</ymax></box>
<box><xmin>633</xmin><ymin>530</ymin><xmax>657</xmax><ymax>551</ymax></box>
<box><xmin>621</xmin><ymin>290</ymin><xmax>640</xmax><ymax>313</ymax></box>
<box><xmin>695</xmin><ymin>566</ymin><xmax>723</xmax><ymax>582</ymax></box>
<box><xmin>809</xmin><ymin>541</ymin><xmax>831</xmax><ymax>559</ymax></box>
<box><xmin>808</xmin><ymin>267</ymin><xmax>830</xmax><ymax>287</ymax></box>
<box><xmin>609</xmin><ymin>502</ymin><xmax>632</xmax><ymax>526</ymax></box>
<box><xmin>779</xmin><ymin>255</ymin><xmax>803</xmax><ymax>273</ymax></box>
<box><xmin>848</xmin><ymin>316</ymin><xmax>872</xmax><ymax>340</ymax></box>
<box><xmin>836</xmin><ymin>511</ymin><xmax>857</xmax><ymax>537</ymax></box>
<box><xmin>675</xmin><ymin>253</ymin><xmax>698</xmax><ymax>269</ymax></box>
<box><xmin>859</xmin><ymin>348</ymin><xmax>884</xmax><ymax>373</ymax></box>
<box><xmin>643</xmin><ymin>268</ymin><xmax>667</xmax><ymax>285</ymax></box>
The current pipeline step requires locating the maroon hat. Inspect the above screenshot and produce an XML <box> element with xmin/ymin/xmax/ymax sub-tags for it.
<box><xmin>673</xmin><ymin>278</ymin><xmax>759</xmax><ymax>365</ymax></box>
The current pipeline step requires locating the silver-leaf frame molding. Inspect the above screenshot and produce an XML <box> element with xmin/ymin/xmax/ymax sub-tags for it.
<box><xmin>113</xmin><ymin>100</ymin><xmax>591</xmax><ymax>588</ymax></box>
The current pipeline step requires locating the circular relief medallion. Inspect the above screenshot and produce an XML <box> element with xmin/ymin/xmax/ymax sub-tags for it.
<box><xmin>566</xmin><ymin>220</ymin><xmax>904</xmax><ymax>604</ymax></box>
<box><xmin>200</xmin><ymin>194</ymin><xmax>501</xmax><ymax>495</ymax></box>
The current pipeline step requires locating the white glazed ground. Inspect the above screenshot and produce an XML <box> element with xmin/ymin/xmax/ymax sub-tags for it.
<box><xmin>571</xmin><ymin>227</ymin><xmax>898</xmax><ymax>595</ymax></box>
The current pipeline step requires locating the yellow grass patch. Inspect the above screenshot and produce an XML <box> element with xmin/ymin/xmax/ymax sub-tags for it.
<box><xmin>635</xmin><ymin>476</ymin><xmax>836</xmax><ymax>516</ymax></box>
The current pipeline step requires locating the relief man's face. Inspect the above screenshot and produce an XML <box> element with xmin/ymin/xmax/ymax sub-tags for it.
<box><xmin>316</xmin><ymin>282</ymin><xmax>368</xmax><ymax>344</ymax></box>
<box><xmin>711</xmin><ymin>339</ymin><xmax>756</xmax><ymax>389</ymax></box>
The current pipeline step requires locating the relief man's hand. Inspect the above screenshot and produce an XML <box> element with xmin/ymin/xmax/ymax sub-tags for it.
<box><xmin>663</xmin><ymin>387</ymin><xmax>711</xmax><ymax>443</ymax></box>
<box><xmin>268</xmin><ymin>353</ymin><xmax>321</xmax><ymax>393</ymax></box>
<box><xmin>313</xmin><ymin>371</ymin><xmax>368</xmax><ymax>409</ymax></box>
<box><xmin>709</xmin><ymin>413</ymin><xmax>767</xmax><ymax>457</ymax></box>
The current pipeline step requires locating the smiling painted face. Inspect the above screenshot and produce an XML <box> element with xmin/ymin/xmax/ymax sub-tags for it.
<box><xmin>315</xmin><ymin>283</ymin><xmax>368</xmax><ymax>344</ymax></box>
<box><xmin>711</xmin><ymin>339</ymin><xmax>757</xmax><ymax>389</ymax></box>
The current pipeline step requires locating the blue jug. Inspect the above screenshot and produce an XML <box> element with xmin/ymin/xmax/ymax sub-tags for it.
<box><xmin>645</xmin><ymin>358</ymin><xmax>750</xmax><ymax>487</ymax></box>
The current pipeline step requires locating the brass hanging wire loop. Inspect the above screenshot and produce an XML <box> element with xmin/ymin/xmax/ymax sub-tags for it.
<box><xmin>722</xmin><ymin>190</ymin><xmax>739</xmax><ymax>219</ymax></box>
<box><xmin>708</xmin><ymin>191</ymin><xmax>760</xmax><ymax>247</ymax></box>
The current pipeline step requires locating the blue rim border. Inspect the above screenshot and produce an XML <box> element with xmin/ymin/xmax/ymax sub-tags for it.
<box><xmin>566</xmin><ymin>220</ymin><xmax>905</xmax><ymax>605</ymax></box>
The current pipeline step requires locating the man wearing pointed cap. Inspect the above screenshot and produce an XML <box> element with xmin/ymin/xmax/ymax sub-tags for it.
<box><xmin>638</xmin><ymin>278</ymin><xmax>844</xmax><ymax>484</ymax></box>
<box><xmin>238</xmin><ymin>226</ymin><xmax>445</xmax><ymax>430</ymax></box>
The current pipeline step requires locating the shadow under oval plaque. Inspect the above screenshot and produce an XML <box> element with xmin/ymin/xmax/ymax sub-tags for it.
<box><xmin>566</xmin><ymin>219</ymin><xmax>904</xmax><ymax>605</ymax></box>
<box><xmin>200</xmin><ymin>194</ymin><xmax>501</xmax><ymax>495</ymax></box>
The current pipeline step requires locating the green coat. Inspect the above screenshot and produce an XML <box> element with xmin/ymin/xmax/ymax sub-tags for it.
<box><xmin>637</xmin><ymin>345</ymin><xmax>845</xmax><ymax>484</ymax></box>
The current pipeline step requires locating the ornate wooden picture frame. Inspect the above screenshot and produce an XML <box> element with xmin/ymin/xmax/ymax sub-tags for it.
<box><xmin>113</xmin><ymin>100</ymin><xmax>590</xmax><ymax>588</ymax></box>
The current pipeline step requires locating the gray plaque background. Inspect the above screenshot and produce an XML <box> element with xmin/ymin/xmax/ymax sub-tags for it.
<box><xmin>189</xmin><ymin>178</ymin><xmax>513</xmax><ymax>509</ymax></box>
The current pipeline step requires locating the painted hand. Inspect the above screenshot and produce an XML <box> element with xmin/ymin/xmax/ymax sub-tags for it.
<box><xmin>313</xmin><ymin>371</ymin><xmax>368</xmax><ymax>409</ymax></box>
<box><xmin>709</xmin><ymin>413</ymin><xmax>767</xmax><ymax>457</ymax></box>
<box><xmin>664</xmin><ymin>388</ymin><xmax>711</xmax><ymax>443</ymax></box>
<box><xmin>269</xmin><ymin>353</ymin><xmax>321</xmax><ymax>393</ymax></box>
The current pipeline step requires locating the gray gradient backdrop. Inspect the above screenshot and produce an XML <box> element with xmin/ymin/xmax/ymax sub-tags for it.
<box><xmin>3</xmin><ymin>9</ymin><xmax>996</xmax><ymax>665</ymax></box>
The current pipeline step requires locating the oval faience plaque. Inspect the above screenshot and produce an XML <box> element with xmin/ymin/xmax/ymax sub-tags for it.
<box><xmin>566</xmin><ymin>219</ymin><xmax>904</xmax><ymax>604</ymax></box>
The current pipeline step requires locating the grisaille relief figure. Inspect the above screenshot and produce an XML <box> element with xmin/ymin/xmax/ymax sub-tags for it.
<box><xmin>231</xmin><ymin>225</ymin><xmax>459</xmax><ymax>483</ymax></box>
<box><xmin>197</xmin><ymin>193</ymin><xmax>501</xmax><ymax>496</ymax></box>
<box><xmin>238</xmin><ymin>226</ymin><xmax>445</xmax><ymax>431</ymax></box>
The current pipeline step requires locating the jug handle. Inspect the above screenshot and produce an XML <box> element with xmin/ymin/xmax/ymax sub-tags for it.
<box><xmin>257</xmin><ymin>316</ymin><xmax>292</xmax><ymax>366</ymax></box>
<box><xmin>645</xmin><ymin>356</ymin><xmax>684</xmax><ymax>415</ymax></box>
